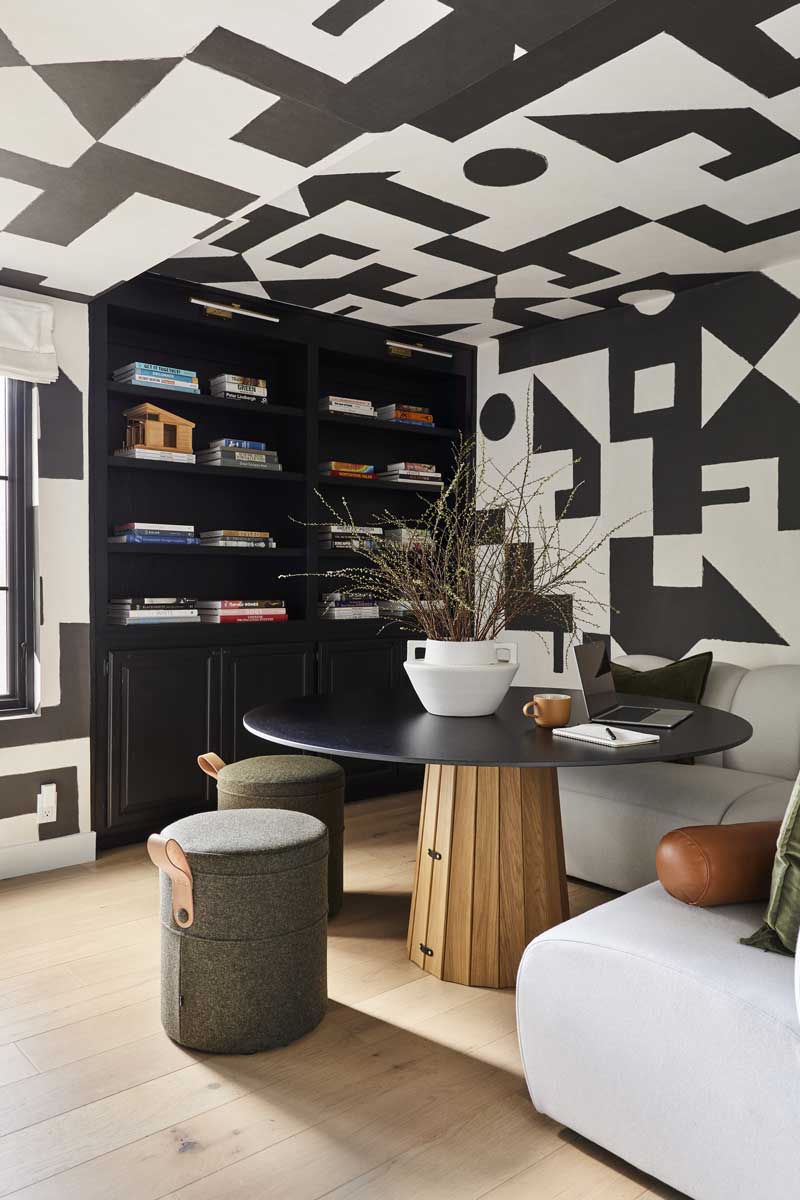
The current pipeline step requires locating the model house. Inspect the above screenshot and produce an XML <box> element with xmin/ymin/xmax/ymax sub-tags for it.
<box><xmin>0</xmin><ymin>5</ymin><xmax>798</xmax><ymax>1199</ymax></box>
<box><xmin>123</xmin><ymin>403</ymin><xmax>195</xmax><ymax>454</ymax></box>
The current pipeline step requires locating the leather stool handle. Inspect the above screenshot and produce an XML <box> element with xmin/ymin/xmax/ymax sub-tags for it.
<box><xmin>147</xmin><ymin>834</ymin><xmax>195</xmax><ymax>928</ymax></box>
<box><xmin>198</xmin><ymin>752</ymin><xmax>226</xmax><ymax>779</ymax></box>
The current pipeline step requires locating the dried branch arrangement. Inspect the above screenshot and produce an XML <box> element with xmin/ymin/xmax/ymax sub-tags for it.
<box><xmin>288</xmin><ymin>395</ymin><xmax>636</xmax><ymax>644</ymax></box>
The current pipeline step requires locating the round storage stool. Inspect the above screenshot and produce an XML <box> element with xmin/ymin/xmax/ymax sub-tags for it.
<box><xmin>147</xmin><ymin>808</ymin><xmax>328</xmax><ymax>1054</ymax></box>
<box><xmin>199</xmin><ymin>752</ymin><xmax>345</xmax><ymax>916</ymax></box>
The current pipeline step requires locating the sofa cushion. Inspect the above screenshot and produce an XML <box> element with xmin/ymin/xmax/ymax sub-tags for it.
<box><xmin>743</xmin><ymin>773</ymin><xmax>800</xmax><ymax>956</ymax></box>
<box><xmin>613</xmin><ymin>651</ymin><xmax>712</xmax><ymax>704</ymax></box>
<box><xmin>723</xmin><ymin>665</ymin><xmax>800</xmax><ymax>781</ymax></box>
<box><xmin>560</xmin><ymin>762</ymin><xmax>792</xmax><ymax>893</ymax></box>
<box><xmin>722</xmin><ymin>778</ymin><xmax>793</xmax><ymax>824</ymax></box>
<box><xmin>517</xmin><ymin>883</ymin><xmax>799</xmax><ymax>1200</ymax></box>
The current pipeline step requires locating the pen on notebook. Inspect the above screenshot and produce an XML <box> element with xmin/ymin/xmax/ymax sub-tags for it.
<box><xmin>605</xmin><ymin>727</ymin><xmax>617</xmax><ymax>741</ymax></box>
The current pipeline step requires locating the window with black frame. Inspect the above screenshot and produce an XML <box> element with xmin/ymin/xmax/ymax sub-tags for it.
<box><xmin>0</xmin><ymin>377</ymin><xmax>35</xmax><ymax>714</ymax></box>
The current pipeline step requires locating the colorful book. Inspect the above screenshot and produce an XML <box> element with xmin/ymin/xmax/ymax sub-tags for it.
<box><xmin>319</xmin><ymin>462</ymin><xmax>374</xmax><ymax>473</ymax></box>
<box><xmin>113</xmin><ymin>522</ymin><xmax>194</xmax><ymax>534</ymax></box>
<box><xmin>200</xmin><ymin>613</ymin><xmax>288</xmax><ymax>623</ymax></box>
<box><xmin>208</xmin><ymin>439</ymin><xmax>267</xmax><ymax>451</ymax></box>
<box><xmin>108</xmin><ymin>533</ymin><xmax>200</xmax><ymax>544</ymax></box>
<box><xmin>199</xmin><ymin>529</ymin><xmax>271</xmax><ymax>539</ymax></box>
<box><xmin>386</xmin><ymin>462</ymin><xmax>436</xmax><ymax>472</ymax></box>
<box><xmin>108</xmin><ymin>607</ymin><xmax>200</xmax><ymax>619</ymax></box>
<box><xmin>198</xmin><ymin>600</ymin><xmax>285</xmax><ymax>610</ymax></box>
<box><xmin>210</xmin><ymin>374</ymin><xmax>267</xmax><ymax>388</ymax></box>
<box><xmin>114</xmin><ymin>362</ymin><xmax>196</xmax><ymax>379</ymax></box>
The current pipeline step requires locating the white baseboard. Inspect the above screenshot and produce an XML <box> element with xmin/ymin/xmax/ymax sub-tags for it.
<box><xmin>0</xmin><ymin>832</ymin><xmax>96</xmax><ymax>879</ymax></box>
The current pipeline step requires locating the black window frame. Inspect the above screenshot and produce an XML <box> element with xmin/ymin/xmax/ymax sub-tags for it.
<box><xmin>0</xmin><ymin>378</ymin><xmax>35</xmax><ymax>715</ymax></box>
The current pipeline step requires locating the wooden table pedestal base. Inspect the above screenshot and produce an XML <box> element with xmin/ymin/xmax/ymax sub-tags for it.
<box><xmin>407</xmin><ymin>763</ymin><xmax>569</xmax><ymax>988</ymax></box>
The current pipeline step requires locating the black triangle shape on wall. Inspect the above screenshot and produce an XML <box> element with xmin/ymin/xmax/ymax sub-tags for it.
<box><xmin>35</xmin><ymin>59</ymin><xmax>180</xmax><ymax>139</ymax></box>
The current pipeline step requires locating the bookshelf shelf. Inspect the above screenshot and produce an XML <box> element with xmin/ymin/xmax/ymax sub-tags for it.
<box><xmin>318</xmin><ymin>412</ymin><xmax>456</xmax><ymax>438</ymax></box>
<box><xmin>107</xmin><ymin>381</ymin><xmax>304</xmax><ymax>420</ymax></box>
<box><xmin>107</xmin><ymin>457</ymin><xmax>306</xmax><ymax>483</ymax></box>
<box><xmin>107</xmin><ymin>544</ymin><xmax>305</xmax><ymax>557</ymax></box>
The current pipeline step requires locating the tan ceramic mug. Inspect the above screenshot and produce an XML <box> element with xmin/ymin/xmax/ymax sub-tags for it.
<box><xmin>523</xmin><ymin>693</ymin><xmax>572</xmax><ymax>728</ymax></box>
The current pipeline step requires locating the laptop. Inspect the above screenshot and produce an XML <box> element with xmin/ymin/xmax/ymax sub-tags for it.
<box><xmin>573</xmin><ymin>642</ymin><xmax>692</xmax><ymax>729</ymax></box>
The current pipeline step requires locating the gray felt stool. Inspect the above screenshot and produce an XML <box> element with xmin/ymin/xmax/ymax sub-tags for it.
<box><xmin>199</xmin><ymin>752</ymin><xmax>345</xmax><ymax>916</ymax></box>
<box><xmin>148</xmin><ymin>808</ymin><xmax>328</xmax><ymax>1054</ymax></box>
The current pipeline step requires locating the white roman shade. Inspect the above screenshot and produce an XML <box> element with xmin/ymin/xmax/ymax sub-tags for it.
<box><xmin>0</xmin><ymin>296</ymin><xmax>58</xmax><ymax>384</ymax></box>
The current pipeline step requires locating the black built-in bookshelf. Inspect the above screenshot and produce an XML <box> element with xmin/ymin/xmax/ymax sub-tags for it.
<box><xmin>90</xmin><ymin>274</ymin><xmax>476</xmax><ymax>845</ymax></box>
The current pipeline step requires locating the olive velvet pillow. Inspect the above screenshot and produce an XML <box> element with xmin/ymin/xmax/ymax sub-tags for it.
<box><xmin>611</xmin><ymin>652</ymin><xmax>713</xmax><ymax>705</ymax></box>
<box><xmin>741</xmin><ymin>772</ymin><xmax>800</xmax><ymax>957</ymax></box>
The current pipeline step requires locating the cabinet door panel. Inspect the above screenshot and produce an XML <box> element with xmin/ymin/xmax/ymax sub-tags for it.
<box><xmin>107</xmin><ymin>648</ymin><xmax>218</xmax><ymax>834</ymax></box>
<box><xmin>318</xmin><ymin>640</ymin><xmax>398</xmax><ymax>791</ymax></box>
<box><xmin>221</xmin><ymin>643</ymin><xmax>314</xmax><ymax>763</ymax></box>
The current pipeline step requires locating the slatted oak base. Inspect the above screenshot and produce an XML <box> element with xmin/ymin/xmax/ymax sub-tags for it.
<box><xmin>407</xmin><ymin>764</ymin><xmax>569</xmax><ymax>987</ymax></box>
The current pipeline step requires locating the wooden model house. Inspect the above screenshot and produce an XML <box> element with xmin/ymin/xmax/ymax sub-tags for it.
<box><xmin>123</xmin><ymin>403</ymin><xmax>195</xmax><ymax>454</ymax></box>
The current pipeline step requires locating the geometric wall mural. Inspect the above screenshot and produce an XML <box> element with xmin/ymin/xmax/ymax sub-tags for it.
<box><xmin>1</xmin><ymin>3</ymin><xmax>800</xmax><ymax>343</ymax></box>
<box><xmin>478</xmin><ymin>264</ymin><xmax>800</xmax><ymax>683</ymax></box>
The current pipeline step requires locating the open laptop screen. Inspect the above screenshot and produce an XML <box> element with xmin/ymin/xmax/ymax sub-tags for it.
<box><xmin>575</xmin><ymin>642</ymin><xmax>618</xmax><ymax>718</ymax></box>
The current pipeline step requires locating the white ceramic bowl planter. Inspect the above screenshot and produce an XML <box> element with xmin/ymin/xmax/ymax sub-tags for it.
<box><xmin>404</xmin><ymin>640</ymin><xmax>519</xmax><ymax>717</ymax></box>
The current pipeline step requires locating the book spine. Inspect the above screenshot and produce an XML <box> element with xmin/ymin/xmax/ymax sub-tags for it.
<box><xmin>208</xmin><ymin>440</ymin><xmax>267</xmax><ymax>450</ymax></box>
<box><xmin>114</xmin><ymin>523</ymin><xmax>195</xmax><ymax>533</ymax></box>
<box><xmin>121</xmin><ymin>376</ymin><xmax>199</xmax><ymax>389</ymax></box>
<box><xmin>129</xmin><ymin>363</ymin><xmax>197</xmax><ymax>379</ymax></box>
<box><xmin>201</xmin><ymin>614</ymin><xmax>289</xmax><ymax>623</ymax></box>
<box><xmin>109</xmin><ymin>534</ymin><xmax>200</xmax><ymax>544</ymax></box>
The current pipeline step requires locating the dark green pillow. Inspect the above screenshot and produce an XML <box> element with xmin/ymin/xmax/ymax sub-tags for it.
<box><xmin>741</xmin><ymin>773</ymin><xmax>800</xmax><ymax>957</ymax></box>
<box><xmin>612</xmin><ymin>652</ymin><xmax>713</xmax><ymax>705</ymax></box>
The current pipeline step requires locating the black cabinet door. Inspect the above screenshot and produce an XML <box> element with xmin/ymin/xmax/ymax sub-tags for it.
<box><xmin>317</xmin><ymin>639</ymin><xmax>399</xmax><ymax>794</ymax></box>
<box><xmin>106</xmin><ymin>648</ymin><xmax>219</xmax><ymax>837</ymax></box>
<box><xmin>220</xmin><ymin>643</ymin><xmax>314</xmax><ymax>763</ymax></box>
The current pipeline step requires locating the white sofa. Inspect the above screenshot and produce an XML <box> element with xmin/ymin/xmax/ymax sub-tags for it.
<box><xmin>517</xmin><ymin>883</ymin><xmax>800</xmax><ymax>1200</ymax></box>
<box><xmin>560</xmin><ymin>657</ymin><xmax>800</xmax><ymax>893</ymax></box>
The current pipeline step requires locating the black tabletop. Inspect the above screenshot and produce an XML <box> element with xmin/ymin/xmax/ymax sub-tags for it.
<box><xmin>244</xmin><ymin>686</ymin><xmax>752</xmax><ymax>769</ymax></box>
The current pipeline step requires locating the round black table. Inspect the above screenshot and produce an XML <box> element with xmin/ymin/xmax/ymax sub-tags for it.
<box><xmin>245</xmin><ymin>686</ymin><xmax>752</xmax><ymax>988</ymax></box>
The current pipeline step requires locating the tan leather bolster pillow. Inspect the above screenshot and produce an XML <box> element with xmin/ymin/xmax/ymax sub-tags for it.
<box><xmin>656</xmin><ymin>821</ymin><xmax>779</xmax><ymax>907</ymax></box>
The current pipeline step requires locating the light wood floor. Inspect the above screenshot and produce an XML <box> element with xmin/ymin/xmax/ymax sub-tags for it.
<box><xmin>0</xmin><ymin>790</ymin><xmax>685</xmax><ymax>1200</ymax></box>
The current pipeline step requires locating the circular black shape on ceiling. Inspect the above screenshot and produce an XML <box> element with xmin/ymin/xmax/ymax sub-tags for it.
<box><xmin>463</xmin><ymin>147</ymin><xmax>548</xmax><ymax>186</ymax></box>
<box><xmin>480</xmin><ymin>393</ymin><xmax>515</xmax><ymax>441</ymax></box>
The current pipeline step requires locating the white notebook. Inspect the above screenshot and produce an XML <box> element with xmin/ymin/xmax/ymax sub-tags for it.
<box><xmin>552</xmin><ymin>723</ymin><xmax>660</xmax><ymax>748</ymax></box>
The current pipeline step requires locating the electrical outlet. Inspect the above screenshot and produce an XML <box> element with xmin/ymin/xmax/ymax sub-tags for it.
<box><xmin>37</xmin><ymin>782</ymin><xmax>57</xmax><ymax>824</ymax></box>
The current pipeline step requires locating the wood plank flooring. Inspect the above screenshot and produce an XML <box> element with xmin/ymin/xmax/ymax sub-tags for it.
<box><xmin>0</xmin><ymin>790</ymin><xmax>686</xmax><ymax>1199</ymax></box>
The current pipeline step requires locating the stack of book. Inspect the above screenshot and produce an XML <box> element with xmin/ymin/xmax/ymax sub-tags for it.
<box><xmin>198</xmin><ymin>529</ymin><xmax>277</xmax><ymax>549</ymax></box>
<box><xmin>384</xmin><ymin>527</ymin><xmax>431</xmax><ymax>550</ymax></box>
<box><xmin>197</xmin><ymin>600</ymin><xmax>288</xmax><ymax>623</ymax></box>
<box><xmin>107</xmin><ymin>597</ymin><xmax>200</xmax><ymax>625</ymax></box>
<box><xmin>375</xmin><ymin>403</ymin><xmax>434</xmax><ymax>426</ymax></box>
<box><xmin>210</xmin><ymin>375</ymin><xmax>268</xmax><ymax>404</ymax></box>
<box><xmin>378</xmin><ymin>461</ymin><xmax>443</xmax><ymax>488</ymax></box>
<box><xmin>109</xmin><ymin>522</ymin><xmax>199</xmax><ymax>546</ymax></box>
<box><xmin>197</xmin><ymin>440</ymin><xmax>282</xmax><ymax>471</ymax></box>
<box><xmin>319</xmin><ymin>592</ymin><xmax>380</xmax><ymax>620</ymax></box>
<box><xmin>318</xmin><ymin>524</ymin><xmax>382</xmax><ymax>552</ymax></box>
<box><xmin>319</xmin><ymin>395</ymin><xmax>375</xmax><ymax>418</ymax></box>
<box><xmin>112</xmin><ymin>362</ymin><xmax>199</xmax><ymax>393</ymax></box>
<box><xmin>319</xmin><ymin>461</ymin><xmax>374</xmax><ymax>480</ymax></box>
<box><xmin>114</xmin><ymin>446</ymin><xmax>196</xmax><ymax>464</ymax></box>
<box><xmin>378</xmin><ymin>599</ymin><xmax>415</xmax><ymax>619</ymax></box>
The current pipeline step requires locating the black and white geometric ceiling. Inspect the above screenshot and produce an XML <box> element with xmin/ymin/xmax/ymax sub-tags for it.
<box><xmin>2</xmin><ymin>2</ymin><xmax>800</xmax><ymax>342</ymax></box>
